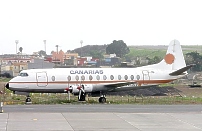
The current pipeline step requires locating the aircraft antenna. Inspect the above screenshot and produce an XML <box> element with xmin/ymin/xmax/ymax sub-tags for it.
<box><xmin>80</xmin><ymin>40</ymin><xmax>83</xmax><ymax>57</ymax></box>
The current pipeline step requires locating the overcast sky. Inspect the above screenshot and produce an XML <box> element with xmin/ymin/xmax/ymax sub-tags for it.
<box><xmin>0</xmin><ymin>0</ymin><xmax>202</xmax><ymax>54</ymax></box>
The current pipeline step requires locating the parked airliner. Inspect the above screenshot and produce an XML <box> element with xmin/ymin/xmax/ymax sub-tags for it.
<box><xmin>6</xmin><ymin>40</ymin><xmax>193</xmax><ymax>103</ymax></box>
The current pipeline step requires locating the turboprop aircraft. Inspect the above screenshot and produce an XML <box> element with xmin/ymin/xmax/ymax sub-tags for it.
<box><xmin>5</xmin><ymin>40</ymin><xmax>193</xmax><ymax>103</ymax></box>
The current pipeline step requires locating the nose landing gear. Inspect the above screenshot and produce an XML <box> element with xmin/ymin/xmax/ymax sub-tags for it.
<box><xmin>25</xmin><ymin>95</ymin><xmax>32</xmax><ymax>104</ymax></box>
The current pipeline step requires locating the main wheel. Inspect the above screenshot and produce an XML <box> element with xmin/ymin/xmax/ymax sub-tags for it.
<box><xmin>99</xmin><ymin>97</ymin><xmax>106</xmax><ymax>103</ymax></box>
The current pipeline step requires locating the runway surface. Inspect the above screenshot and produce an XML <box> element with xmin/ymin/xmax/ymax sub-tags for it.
<box><xmin>1</xmin><ymin>104</ymin><xmax>202</xmax><ymax>131</ymax></box>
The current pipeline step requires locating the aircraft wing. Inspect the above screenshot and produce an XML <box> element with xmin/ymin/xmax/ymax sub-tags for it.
<box><xmin>104</xmin><ymin>82</ymin><xmax>157</xmax><ymax>92</ymax></box>
<box><xmin>104</xmin><ymin>81</ymin><xmax>135</xmax><ymax>88</ymax></box>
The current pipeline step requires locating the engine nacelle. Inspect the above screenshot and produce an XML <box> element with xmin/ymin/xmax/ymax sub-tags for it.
<box><xmin>83</xmin><ymin>84</ymin><xmax>93</xmax><ymax>93</ymax></box>
<box><xmin>65</xmin><ymin>84</ymin><xmax>93</xmax><ymax>94</ymax></box>
<box><xmin>71</xmin><ymin>85</ymin><xmax>80</xmax><ymax>94</ymax></box>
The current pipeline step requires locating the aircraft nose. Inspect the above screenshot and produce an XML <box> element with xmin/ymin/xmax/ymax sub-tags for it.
<box><xmin>5</xmin><ymin>83</ymin><xmax>9</xmax><ymax>89</ymax></box>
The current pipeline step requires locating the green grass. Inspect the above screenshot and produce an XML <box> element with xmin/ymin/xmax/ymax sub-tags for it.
<box><xmin>0</xmin><ymin>77</ymin><xmax>11</xmax><ymax>82</ymax></box>
<box><xmin>1</xmin><ymin>91</ymin><xmax>202</xmax><ymax>105</ymax></box>
<box><xmin>127</xmin><ymin>48</ymin><xmax>166</xmax><ymax>59</ymax></box>
<box><xmin>127</xmin><ymin>45</ymin><xmax>202</xmax><ymax>60</ymax></box>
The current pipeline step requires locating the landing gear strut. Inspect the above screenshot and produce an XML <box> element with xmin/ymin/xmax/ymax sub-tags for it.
<box><xmin>78</xmin><ymin>85</ymin><xmax>86</xmax><ymax>101</ymax></box>
<box><xmin>78</xmin><ymin>91</ymin><xmax>86</xmax><ymax>101</ymax></box>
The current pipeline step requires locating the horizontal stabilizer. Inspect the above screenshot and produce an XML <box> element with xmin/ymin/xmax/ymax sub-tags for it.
<box><xmin>169</xmin><ymin>64</ymin><xmax>194</xmax><ymax>76</ymax></box>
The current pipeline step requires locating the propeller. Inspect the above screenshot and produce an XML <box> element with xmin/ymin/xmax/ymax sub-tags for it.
<box><xmin>64</xmin><ymin>87</ymin><xmax>72</xmax><ymax>92</ymax></box>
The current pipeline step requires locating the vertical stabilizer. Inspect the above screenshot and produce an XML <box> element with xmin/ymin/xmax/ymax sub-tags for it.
<box><xmin>149</xmin><ymin>40</ymin><xmax>186</xmax><ymax>71</ymax></box>
<box><xmin>166</xmin><ymin>40</ymin><xmax>186</xmax><ymax>70</ymax></box>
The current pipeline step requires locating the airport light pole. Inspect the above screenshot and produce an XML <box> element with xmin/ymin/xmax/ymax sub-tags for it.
<box><xmin>15</xmin><ymin>40</ymin><xmax>19</xmax><ymax>55</ymax></box>
<box><xmin>43</xmin><ymin>40</ymin><xmax>46</xmax><ymax>53</ymax></box>
<box><xmin>80</xmin><ymin>40</ymin><xmax>83</xmax><ymax>57</ymax></box>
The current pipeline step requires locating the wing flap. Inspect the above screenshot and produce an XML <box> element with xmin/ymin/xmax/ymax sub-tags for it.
<box><xmin>104</xmin><ymin>81</ymin><xmax>157</xmax><ymax>92</ymax></box>
<box><xmin>104</xmin><ymin>81</ymin><xmax>135</xmax><ymax>88</ymax></box>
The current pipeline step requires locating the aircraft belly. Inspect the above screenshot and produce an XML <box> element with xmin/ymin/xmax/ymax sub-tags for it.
<box><xmin>10</xmin><ymin>83</ymin><xmax>68</xmax><ymax>93</ymax></box>
<box><xmin>9</xmin><ymin>87</ymin><xmax>66</xmax><ymax>93</ymax></box>
<box><xmin>92</xmin><ymin>85</ymin><xmax>108</xmax><ymax>92</ymax></box>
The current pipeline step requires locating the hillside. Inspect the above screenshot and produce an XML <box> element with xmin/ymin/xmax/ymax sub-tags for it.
<box><xmin>71</xmin><ymin>45</ymin><xmax>107</xmax><ymax>56</ymax></box>
<box><xmin>71</xmin><ymin>45</ymin><xmax>202</xmax><ymax>59</ymax></box>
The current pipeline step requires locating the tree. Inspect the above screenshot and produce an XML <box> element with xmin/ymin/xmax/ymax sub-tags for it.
<box><xmin>38</xmin><ymin>50</ymin><xmax>47</xmax><ymax>57</ymax></box>
<box><xmin>106</xmin><ymin>40</ymin><xmax>130</xmax><ymax>58</ymax></box>
<box><xmin>89</xmin><ymin>50</ymin><xmax>103</xmax><ymax>59</ymax></box>
<box><xmin>185</xmin><ymin>51</ymin><xmax>202</xmax><ymax>71</ymax></box>
<box><xmin>147</xmin><ymin>56</ymin><xmax>161</xmax><ymax>64</ymax></box>
<box><xmin>19</xmin><ymin>47</ymin><xmax>23</xmax><ymax>54</ymax></box>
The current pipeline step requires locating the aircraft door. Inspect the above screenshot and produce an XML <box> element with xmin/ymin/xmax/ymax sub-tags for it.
<box><xmin>36</xmin><ymin>72</ymin><xmax>48</xmax><ymax>87</ymax></box>
<box><xmin>142</xmin><ymin>70</ymin><xmax>150</xmax><ymax>84</ymax></box>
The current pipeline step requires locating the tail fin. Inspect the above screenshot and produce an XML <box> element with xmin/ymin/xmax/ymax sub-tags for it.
<box><xmin>150</xmin><ymin>40</ymin><xmax>186</xmax><ymax>71</ymax></box>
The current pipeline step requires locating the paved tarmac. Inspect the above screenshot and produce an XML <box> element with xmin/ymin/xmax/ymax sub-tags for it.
<box><xmin>0</xmin><ymin>104</ymin><xmax>202</xmax><ymax>131</ymax></box>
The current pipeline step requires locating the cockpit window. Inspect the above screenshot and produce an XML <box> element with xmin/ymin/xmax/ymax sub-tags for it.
<box><xmin>19</xmin><ymin>73</ymin><xmax>29</xmax><ymax>76</ymax></box>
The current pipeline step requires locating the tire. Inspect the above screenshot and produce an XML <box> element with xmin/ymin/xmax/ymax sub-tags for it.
<box><xmin>99</xmin><ymin>97</ymin><xmax>106</xmax><ymax>103</ymax></box>
<box><xmin>26</xmin><ymin>98</ymin><xmax>31</xmax><ymax>102</ymax></box>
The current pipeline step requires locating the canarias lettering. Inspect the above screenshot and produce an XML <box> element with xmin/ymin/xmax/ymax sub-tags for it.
<box><xmin>70</xmin><ymin>70</ymin><xmax>103</xmax><ymax>74</ymax></box>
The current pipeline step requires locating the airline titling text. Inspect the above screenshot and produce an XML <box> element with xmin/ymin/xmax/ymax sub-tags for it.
<box><xmin>70</xmin><ymin>70</ymin><xmax>103</xmax><ymax>74</ymax></box>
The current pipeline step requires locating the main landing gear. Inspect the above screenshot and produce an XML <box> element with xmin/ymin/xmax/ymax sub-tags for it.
<box><xmin>78</xmin><ymin>85</ymin><xmax>86</xmax><ymax>102</ymax></box>
<box><xmin>78</xmin><ymin>90</ymin><xmax>86</xmax><ymax>101</ymax></box>
<box><xmin>98</xmin><ymin>97</ymin><xmax>106</xmax><ymax>103</ymax></box>
<box><xmin>98</xmin><ymin>94</ymin><xmax>106</xmax><ymax>103</ymax></box>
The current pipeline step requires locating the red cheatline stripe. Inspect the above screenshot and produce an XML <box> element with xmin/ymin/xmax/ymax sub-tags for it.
<box><xmin>9</xmin><ymin>79</ymin><xmax>175</xmax><ymax>84</ymax></box>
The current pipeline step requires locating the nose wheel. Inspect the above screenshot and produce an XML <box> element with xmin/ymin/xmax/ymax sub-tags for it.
<box><xmin>25</xmin><ymin>96</ymin><xmax>32</xmax><ymax>104</ymax></box>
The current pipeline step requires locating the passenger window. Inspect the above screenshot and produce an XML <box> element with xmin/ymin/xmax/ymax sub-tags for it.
<box><xmin>131</xmin><ymin>75</ymin><xmax>134</xmax><ymax>80</ymax></box>
<box><xmin>75</xmin><ymin>75</ymin><xmax>79</xmax><ymax>81</ymax></box>
<box><xmin>118</xmin><ymin>75</ymin><xmax>121</xmax><ymax>80</ymax></box>
<box><xmin>103</xmin><ymin>75</ymin><xmax>107</xmax><ymax>80</ymax></box>
<box><xmin>96</xmin><ymin>75</ymin><xmax>100</xmax><ymax>80</ymax></box>
<box><xmin>52</xmin><ymin>76</ymin><xmax>55</xmax><ymax>81</ymax></box>
<box><xmin>81</xmin><ymin>75</ymin><xmax>85</xmax><ymax>81</ymax></box>
<box><xmin>136</xmin><ymin>75</ymin><xmax>140</xmax><ymax>80</ymax></box>
<box><xmin>89</xmin><ymin>75</ymin><xmax>93</xmax><ymax>80</ymax></box>
<box><xmin>67</xmin><ymin>75</ymin><xmax>71</xmax><ymax>81</ymax></box>
<box><xmin>124</xmin><ymin>75</ymin><xmax>128</xmax><ymax>80</ymax></box>
<box><xmin>110</xmin><ymin>75</ymin><xmax>114</xmax><ymax>80</ymax></box>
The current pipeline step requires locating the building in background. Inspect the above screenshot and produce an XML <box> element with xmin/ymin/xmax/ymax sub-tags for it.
<box><xmin>63</xmin><ymin>52</ymin><xmax>78</xmax><ymax>66</ymax></box>
<box><xmin>1</xmin><ymin>62</ymin><xmax>28</xmax><ymax>77</ymax></box>
<box><xmin>28</xmin><ymin>58</ymin><xmax>54</xmax><ymax>69</ymax></box>
<box><xmin>51</xmin><ymin>50</ymin><xmax>64</xmax><ymax>65</ymax></box>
